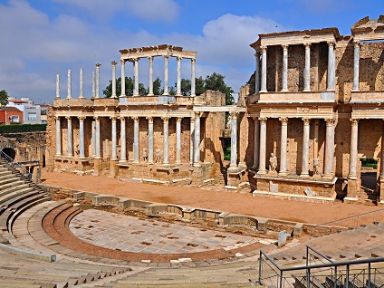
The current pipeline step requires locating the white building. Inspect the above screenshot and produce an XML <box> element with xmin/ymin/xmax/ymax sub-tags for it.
<box><xmin>7</xmin><ymin>97</ymin><xmax>42</xmax><ymax>124</ymax></box>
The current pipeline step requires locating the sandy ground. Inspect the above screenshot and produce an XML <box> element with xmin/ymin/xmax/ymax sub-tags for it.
<box><xmin>41</xmin><ymin>170</ymin><xmax>384</xmax><ymax>226</ymax></box>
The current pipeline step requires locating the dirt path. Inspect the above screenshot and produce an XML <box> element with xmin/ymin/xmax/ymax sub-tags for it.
<box><xmin>41</xmin><ymin>170</ymin><xmax>384</xmax><ymax>226</ymax></box>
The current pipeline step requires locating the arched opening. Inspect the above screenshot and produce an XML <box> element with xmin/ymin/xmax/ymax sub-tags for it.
<box><xmin>1</xmin><ymin>148</ymin><xmax>16</xmax><ymax>161</ymax></box>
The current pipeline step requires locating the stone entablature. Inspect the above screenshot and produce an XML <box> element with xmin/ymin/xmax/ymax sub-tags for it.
<box><xmin>120</xmin><ymin>44</ymin><xmax>196</xmax><ymax>60</ymax></box>
<box><xmin>352</xmin><ymin>15</ymin><xmax>384</xmax><ymax>41</ymax></box>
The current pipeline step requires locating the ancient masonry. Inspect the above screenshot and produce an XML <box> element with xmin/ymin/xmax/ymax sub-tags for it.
<box><xmin>47</xmin><ymin>16</ymin><xmax>384</xmax><ymax>202</ymax></box>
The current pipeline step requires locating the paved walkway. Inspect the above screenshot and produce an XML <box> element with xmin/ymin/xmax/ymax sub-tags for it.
<box><xmin>42</xmin><ymin>170</ymin><xmax>384</xmax><ymax>226</ymax></box>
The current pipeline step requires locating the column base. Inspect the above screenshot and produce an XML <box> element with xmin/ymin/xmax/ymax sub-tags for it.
<box><xmin>300</xmin><ymin>173</ymin><xmax>309</xmax><ymax>177</ymax></box>
<box><xmin>259</xmin><ymin>90</ymin><xmax>267</xmax><ymax>93</ymax></box>
<box><xmin>303</xmin><ymin>88</ymin><xmax>311</xmax><ymax>92</ymax></box>
<box><xmin>278</xmin><ymin>171</ymin><xmax>288</xmax><ymax>176</ymax></box>
<box><xmin>193</xmin><ymin>162</ymin><xmax>201</xmax><ymax>167</ymax></box>
<box><xmin>257</xmin><ymin>169</ymin><xmax>267</xmax><ymax>175</ymax></box>
<box><xmin>281</xmin><ymin>89</ymin><xmax>288</xmax><ymax>92</ymax></box>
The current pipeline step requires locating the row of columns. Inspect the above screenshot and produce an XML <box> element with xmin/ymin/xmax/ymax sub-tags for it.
<box><xmin>118</xmin><ymin>56</ymin><xmax>196</xmax><ymax>98</ymax></box>
<box><xmin>255</xmin><ymin>42</ymin><xmax>336</xmax><ymax>93</ymax></box>
<box><xmin>55</xmin><ymin>114</ymin><xmax>201</xmax><ymax>166</ymax></box>
<box><xmin>249</xmin><ymin>117</ymin><xmax>335</xmax><ymax>178</ymax></box>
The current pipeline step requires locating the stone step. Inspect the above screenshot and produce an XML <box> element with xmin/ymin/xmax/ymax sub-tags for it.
<box><xmin>0</xmin><ymin>189</ymin><xmax>39</xmax><ymax>208</ymax></box>
<box><xmin>0</xmin><ymin>180</ymin><xmax>25</xmax><ymax>191</ymax></box>
<box><xmin>0</xmin><ymin>175</ymin><xmax>20</xmax><ymax>186</ymax></box>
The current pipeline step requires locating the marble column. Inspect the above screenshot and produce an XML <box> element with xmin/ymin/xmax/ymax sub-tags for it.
<box><xmin>327</xmin><ymin>42</ymin><xmax>336</xmax><ymax>91</ymax></box>
<box><xmin>133</xmin><ymin>116</ymin><xmax>139</xmax><ymax>163</ymax></box>
<box><xmin>92</xmin><ymin>71</ymin><xmax>96</xmax><ymax>98</ymax></box>
<box><xmin>79</xmin><ymin>116</ymin><xmax>85</xmax><ymax>158</ymax></box>
<box><xmin>191</xmin><ymin>59</ymin><xmax>196</xmax><ymax>97</ymax></box>
<box><xmin>91</xmin><ymin>120</ymin><xmax>96</xmax><ymax>156</ymax></box>
<box><xmin>324</xmin><ymin>119</ymin><xmax>335</xmax><ymax>177</ymax></box>
<box><xmin>66</xmin><ymin>116</ymin><xmax>73</xmax><ymax>156</ymax></box>
<box><xmin>194</xmin><ymin>113</ymin><xmax>201</xmax><ymax>166</ymax></box>
<box><xmin>111</xmin><ymin>117</ymin><xmax>117</xmax><ymax>161</ymax></box>
<box><xmin>301</xmin><ymin>118</ymin><xmax>310</xmax><ymax>177</ymax></box>
<box><xmin>252</xmin><ymin>117</ymin><xmax>259</xmax><ymax>170</ymax></box>
<box><xmin>147</xmin><ymin>117</ymin><xmax>154</xmax><ymax>163</ymax></box>
<box><xmin>55</xmin><ymin>116</ymin><xmax>61</xmax><ymax>156</ymax></box>
<box><xmin>119</xmin><ymin>117</ymin><xmax>126</xmax><ymax>162</ymax></box>
<box><xmin>304</xmin><ymin>43</ymin><xmax>311</xmax><ymax>92</ymax></box>
<box><xmin>176</xmin><ymin>57</ymin><xmax>182</xmax><ymax>96</ymax></box>
<box><xmin>95</xmin><ymin>117</ymin><xmax>101</xmax><ymax>159</ymax></box>
<box><xmin>111</xmin><ymin>61</ymin><xmax>117</xmax><ymax>98</ymax></box>
<box><xmin>282</xmin><ymin>45</ymin><xmax>288</xmax><ymax>92</ymax></box>
<box><xmin>56</xmin><ymin>74</ymin><xmax>60</xmax><ymax>99</ymax></box>
<box><xmin>79</xmin><ymin>68</ymin><xmax>84</xmax><ymax>99</ymax></box>
<box><xmin>353</xmin><ymin>41</ymin><xmax>360</xmax><ymax>92</ymax></box>
<box><xmin>349</xmin><ymin>119</ymin><xmax>359</xmax><ymax>179</ymax></box>
<box><xmin>120</xmin><ymin>60</ymin><xmax>126</xmax><ymax>97</ymax></box>
<box><xmin>229</xmin><ymin>112</ymin><xmax>238</xmax><ymax>168</ymax></box>
<box><xmin>279</xmin><ymin>117</ymin><xmax>288</xmax><ymax>176</ymax></box>
<box><xmin>254</xmin><ymin>52</ymin><xmax>260</xmax><ymax>93</ymax></box>
<box><xmin>176</xmin><ymin>117</ymin><xmax>182</xmax><ymax>164</ymax></box>
<box><xmin>163</xmin><ymin>117</ymin><xmax>169</xmax><ymax>164</ymax></box>
<box><xmin>163</xmin><ymin>56</ymin><xmax>169</xmax><ymax>95</ymax></box>
<box><xmin>148</xmin><ymin>57</ymin><xmax>154</xmax><ymax>96</ymax></box>
<box><xmin>67</xmin><ymin>69</ymin><xmax>72</xmax><ymax>100</ymax></box>
<box><xmin>260</xmin><ymin>46</ymin><xmax>267</xmax><ymax>93</ymax></box>
<box><xmin>133</xmin><ymin>58</ymin><xmax>139</xmax><ymax>96</ymax></box>
<box><xmin>95</xmin><ymin>63</ymin><xmax>101</xmax><ymax>98</ymax></box>
<box><xmin>258</xmin><ymin>117</ymin><xmax>267</xmax><ymax>174</ymax></box>
<box><xmin>190</xmin><ymin>117</ymin><xmax>195</xmax><ymax>164</ymax></box>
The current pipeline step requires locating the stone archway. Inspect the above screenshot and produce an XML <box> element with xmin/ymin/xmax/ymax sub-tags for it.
<box><xmin>1</xmin><ymin>147</ymin><xmax>16</xmax><ymax>161</ymax></box>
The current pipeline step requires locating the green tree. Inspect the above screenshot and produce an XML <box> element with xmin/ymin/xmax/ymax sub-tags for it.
<box><xmin>103</xmin><ymin>77</ymin><xmax>134</xmax><ymax>97</ymax></box>
<box><xmin>204</xmin><ymin>73</ymin><xmax>234</xmax><ymax>105</ymax></box>
<box><xmin>0</xmin><ymin>90</ymin><xmax>9</xmax><ymax>106</ymax></box>
<box><xmin>180</xmin><ymin>79</ymin><xmax>191</xmax><ymax>96</ymax></box>
<box><xmin>195</xmin><ymin>76</ymin><xmax>205</xmax><ymax>96</ymax></box>
<box><xmin>153</xmin><ymin>78</ymin><xmax>162</xmax><ymax>95</ymax></box>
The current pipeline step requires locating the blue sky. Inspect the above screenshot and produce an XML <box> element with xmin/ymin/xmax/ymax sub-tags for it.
<box><xmin>0</xmin><ymin>0</ymin><xmax>382</xmax><ymax>103</ymax></box>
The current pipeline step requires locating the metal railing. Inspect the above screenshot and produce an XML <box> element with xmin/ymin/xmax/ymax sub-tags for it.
<box><xmin>258</xmin><ymin>246</ymin><xmax>384</xmax><ymax>288</ymax></box>
<box><xmin>0</xmin><ymin>150</ymin><xmax>37</xmax><ymax>181</ymax></box>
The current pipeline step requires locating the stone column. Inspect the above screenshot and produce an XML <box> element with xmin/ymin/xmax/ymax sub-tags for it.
<box><xmin>78</xmin><ymin>68</ymin><xmax>84</xmax><ymax>99</ymax></box>
<box><xmin>254</xmin><ymin>52</ymin><xmax>260</xmax><ymax>93</ymax></box>
<box><xmin>133</xmin><ymin>116</ymin><xmax>139</xmax><ymax>163</ymax></box>
<box><xmin>279</xmin><ymin>118</ymin><xmax>288</xmax><ymax>176</ymax></box>
<box><xmin>176</xmin><ymin>117</ymin><xmax>182</xmax><ymax>164</ymax></box>
<box><xmin>56</xmin><ymin>74</ymin><xmax>60</xmax><ymax>99</ymax></box>
<box><xmin>301</xmin><ymin>118</ymin><xmax>310</xmax><ymax>177</ymax></box>
<box><xmin>148</xmin><ymin>56</ymin><xmax>154</xmax><ymax>96</ymax></box>
<box><xmin>282</xmin><ymin>45</ymin><xmax>288</xmax><ymax>92</ymax></box>
<box><xmin>349</xmin><ymin>119</ymin><xmax>359</xmax><ymax>179</ymax></box>
<box><xmin>67</xmin><ymin>69</ymin><xmax>72</xmax><ymax>100</ymax></box>
<box><xmin>95</xmin><ymin>63</ymin><xmax>100</xmax><ymax>98</ymax></box>
<box><xmin>258</xmin><ymin>117</ymin><xmax>267</xmax><ymax>174</ymax></box>
<box><xmin>381</xmin><ymin>121</ymin><xmax>384</xmax><ymax>180</ymax></box>
<box><xmin>163</xmin><ymin>56</ymin><xmax>169</xmax><ymax>95</ymax></box>
<box><xmin>66</xmin><ymin>116</ymin><xmax>73</xmax><ymax>156</ymax></box>
<box><xmin>304</xmin><ymin>43</ymin><xmax>311</xmax><ymax>92</ymax></box>
<box><xmin>133</xmin><ymin>58</ymin><xmax>139</xmax><ymax>96</ymax></box>
<box><xmin>252</xmin><ymin>117</ymin><xmax>259</xmax><ymax>170</ymax></box>
<box><xmin>95</xmin><ymin>117</ymin><xmax>101</xmax><ymax>159</ymax></box>
<box><xmin>327</xmin><ymin>42</ymin><xmax>336</xmax><ymax>91</ymax></box>
<box><xmin>120</xmin><ymin>60</ymin><xmax>126</xmax><ymax>97</ymax></box>
<box><xmin>194</xmin><ymin>113</ymin><xmax>201</xmax><ymax>166</ymax></box>
<box><xmin>260</xmin><ymin>46</ymin><xmax>267</xmax><ymax>93</ymax></box>
<box><xmin>353</xmin><ymin>41</ymin><xmax>360</xmax><ymax>92</ymax></box>
<box><xmin>119</xmin><ymin>117</ymin><xmax>126</xmax><ymax>162</ymax></box>
<box><xmin>313</xmin><ymin>120</ymin><xmax>319</xmax><ymax>161</ymax></box>
<box><xmin>190</xmin><ymin>117</ymin><xmax>195</xmax><ymax>164</ymax></box>
<box><xmin>55</xmin><ymin>116</ymin><xmax>61</xmax><ymax>156</ymax></box>
<box><xmin>324</xmin><ymin>119</ymin><xmax>335</xmax><ymax>177</ymax></box>
<box><xmin>91</xmin><ymin>120</ymin><xmax>96</xmax><ymax>156</ymax></box>
<box><xmin>229</xmin><ymin>112</ymin><xmax>238</xmax><ymax>169</ymax></box>
<box><xmin>92</xmin><ymin>71</ymin><xmax>96</xmax><ymax>98</ymax></box>
<box><xmin>162</xmin><ymin>117</ymin><xmax>169</xmax><ymax>164</ymax></box>
<box><xmin>79</xmin><ymin>116</ymin><xmax>85</xmax><ymax>158</ymax></box>
<box><xmin>147</xmin><ymin>117</ymin><xmax>154</xmax><ymax>163</ymax></box>
<box><xmin>191</xmin><ymin>58</ymin><xmax>196</xmax><ymax>97</ymax></box>
<box><xmin>111</xmin><ymin>61</ymin><xmax>117</xmax><ymax>98</ymax></box>
<box><xmin>176</xmin><ymin>57</ymin><xmax>182</xmax><ymax>96</ymax></box>
<box><xmin>111</xmin><ymin>117</ymin><xmax>117</xmax><ymax>161</ymax></box>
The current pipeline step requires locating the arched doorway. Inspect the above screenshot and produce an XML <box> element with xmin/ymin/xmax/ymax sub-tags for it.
<box><xmin>1</xmin><ymin>147</ymin><xmax>16</xmax><ymax>161</ymax></box>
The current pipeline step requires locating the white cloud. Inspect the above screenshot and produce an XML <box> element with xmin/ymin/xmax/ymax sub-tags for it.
<box><xmin>0</xmin><ymin>1</ymin><xmax>282</xmax><ymax>103</ymax></box>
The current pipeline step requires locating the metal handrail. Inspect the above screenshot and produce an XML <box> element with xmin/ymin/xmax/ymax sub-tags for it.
<box><xmin>0</xmin><ymin>150</ymin><xmax>34</xmax><ymax>181</ymax></box>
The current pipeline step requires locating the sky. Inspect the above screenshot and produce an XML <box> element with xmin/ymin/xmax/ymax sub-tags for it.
<box><xmin>0</xmin><ymin>0</ymin><xmax>382</xmax><ymax>104</ymax></box>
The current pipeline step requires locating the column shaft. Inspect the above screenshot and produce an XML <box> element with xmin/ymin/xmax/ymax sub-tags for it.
<box><xmin>120</xmin><ymin>118</ymin><xmax>126</xmax><ymax>162</ymax></box>
<box><xmin>111</xmin><ymin>61</ymin><xmax>117</xmax><ymax>98</ymax></box>
<box><xmin>148</xmin><ymin>57</ymin><xmax>154</xmax><ymax>96</ymax></box>
<box><xmin>327</xmin><ymin>42</ymin><xmax>336</xmax><ymax>91</ymax></box>
<box><xmin>120</xmin><ymin>60</ymin><xmax>126</xmax><ymax>97</ymax></box>
<box><xmin>190</xmin><ymin>117</ymin><xmax>194</xmax><ymax>164</ymax></box>
<box><xmin>230</xmin><ymin>113</ymin><xmax>238</xmax><ymax>168</ymax></box>
<box><xmin>252</xmin><ymin>117</ymin><xmax>259</xmax><ymax>169</ymax></box>
<box><xmin>92</xmin><ymin>71</ymin><xmax>96</xmax><ymax>98</ymax></box>
<box><xmin>279</xmin><ymin>118</ymin><xmax>288</xmax><ymax>175</ymax></box>
<box><xmin>147</xmin><ymin>117</ymin><xmax>154</xmax><ymax>163</ymax></box>
<box><xmin>95</xmin><ymin>64</ymin><xmax>100</xmax><ymax>98</ymax></box>
<box><xmin>111</xmin><ymin>117</ymin><xmax>117</xmax><ymax>160</ymax></box>
<box><xmin>163</xmin><ymin>56</ymin><xmax>169</xmax><ymax>95</ymax></box>
<box><xmin>194</xmin><ymin>113</ymin><xmax>200</xmax><ymax>165</ymax></box>
<box><xmin>55</xmin><ymin>117</ymin><xmax>61</xmax><ymax>156</ymax></box>
<box><xmin>91</xmin><ymin>120</ymin><xmax>96</xmax><ymax>156</ymax></box>
<box><xmin>176</xmin><ymin>118</ymin><xmax>182</xmax><ymax>164</ymax></box>
<box><xmin>79</xmin><ymin>117</ymin><xmax>85</xmax><ymax>158</ymax></box>
<box><xmin>67</xmin><ymin>69</ymin><xmax>72</xmax><ymax>99</ymax></box>
<box><xmin>66</xmin><ymin>117</ymin><xmax>73</xmax><ymax>156</ymax></box>
<box><xmin>79</xmin><ymin>68</ymin><xmax>84</xmax><ymax>99</ymax></box>
<box><xmin>133</xmin><ymin>117</ymin><xmax>139</xmax><ymax>162</ymax></box>
<box><xmin>282</xmin><ymin>45</ymin><xmax>288</xmax><ymax>92</ymax></box>
<box><xmin>349</xmin><ymin>119</ymin><xmax>359</xmax><ymax>179</ymax></box>
<box><xmin>133</xmin><ymin>59</ymin><xmax>139</xmax><ymax>96</ymax></box>
<box><xmin>258</xmin><ymin>118</ymin><xmax>267</xmax><ymax>174</ymax></box>
<box><xmin>304</xmin><ymin>44</ymin><xmax>311</xmax><ymax>92</ymax></box>
<box><xmin>254</xmin><ymin>52</ymin><xmax>260</xmax><ymax>93</ymax></box>
<box><xmin>95</xmin><ymin>117</ymin><xmax>101</xmax><ymax>159</ymax></box>
<box><xmin>191</xmin><ymin>59</ymin><xmax>196</xmax><ymax>96</ymax></box>
<box><xmin>301</xmin><ymin>119</ymin><xmax>310</xmax><ymax>176</ymax></box>
<box><xmin>56</xmin><ymin>74</ymin><xmax>60</xmax><ymax>99</ymax></box>
<box><xmin>260</xmin><ymin>47</ymin><xmax>267</xmax><ymax>92</ymax></box>
<box><xmin>353</xmin><ymin>42</ymin><xmax>360</xmax><ymax>92</ymax></box>
<box><xmin>176</xmin><ymin>57</ymin><xmax>182</xmax><ymax>96</ymax></box>
<box><xmin>163</xmin><ymin>117</ymin><xmax>169</xmax><ymax>164</ymax></box>
<box><xmin>324</xmin><ymin>119</ymin><xmax>335</xmax><ymax>177</ymax></box>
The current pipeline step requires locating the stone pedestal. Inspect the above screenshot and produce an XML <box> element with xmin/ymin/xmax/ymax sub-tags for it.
<box><xmin>93</xmin><ymin>158</ymin><xmax>102</xmax><ymax>176</ymax></box>
<box><xmin>109</xmin><ymin>159</ymin><xmax>118</xmax><ymax>177</ymax></box>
